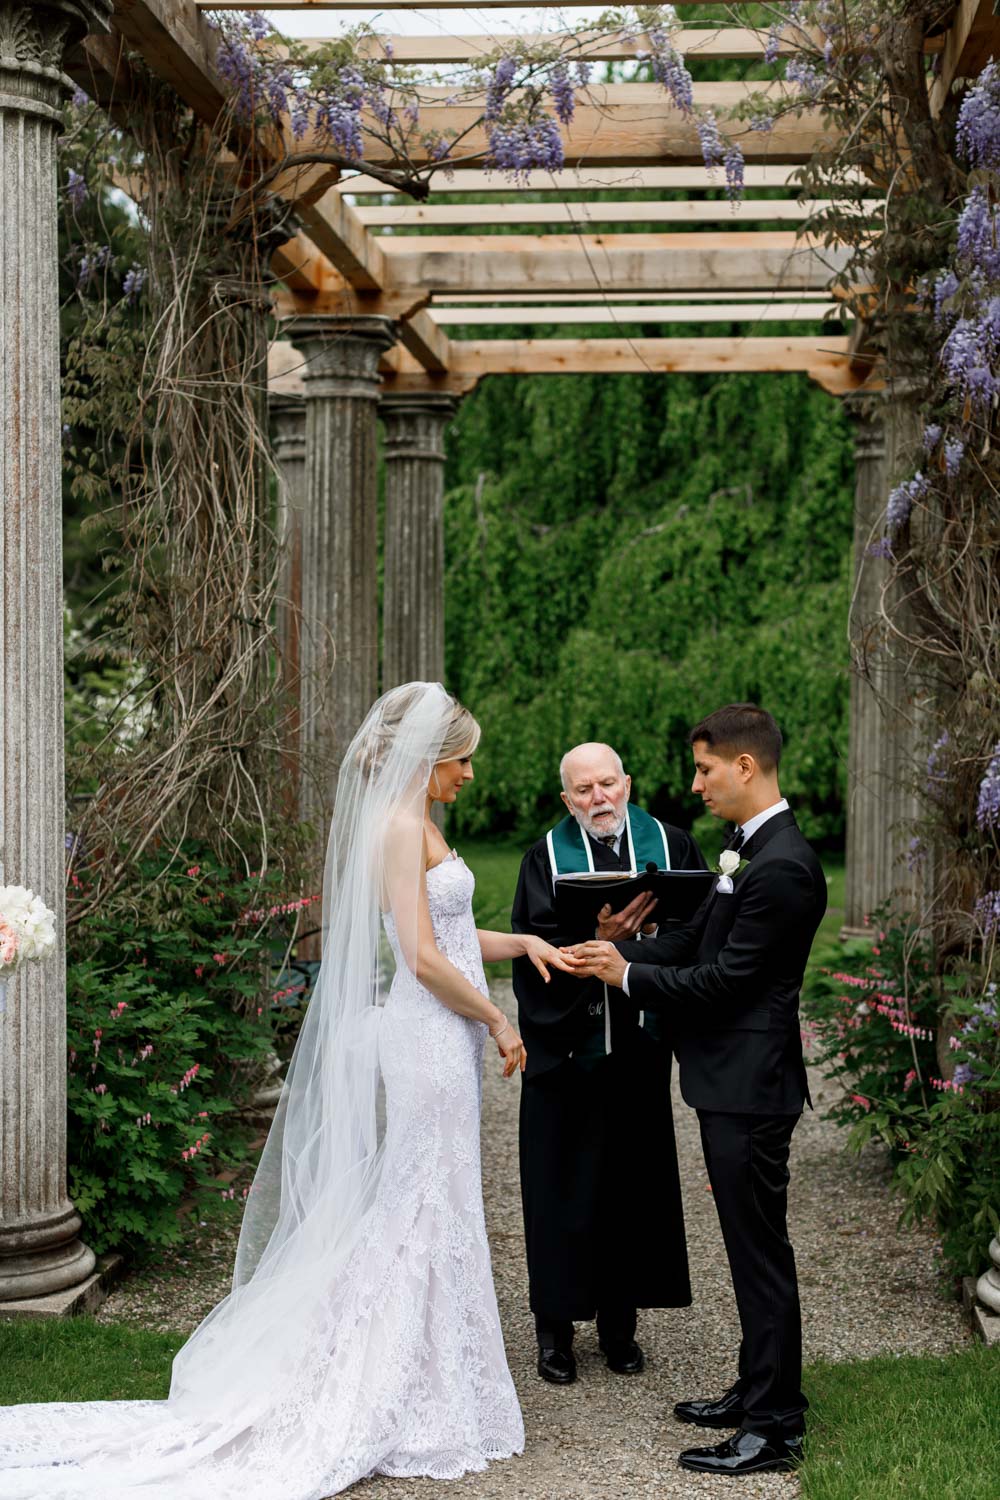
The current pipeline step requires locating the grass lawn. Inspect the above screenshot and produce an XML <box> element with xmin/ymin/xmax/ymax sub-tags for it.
<box><xmin>0</xmin><ymin>1318</ymin><xmax>994</xmax><ymax>1498</ymax></box>
<box><xmin>800</xmin><ymin>1344</ymin><xmax>1000</xmax><ymax>1500</ymax></box>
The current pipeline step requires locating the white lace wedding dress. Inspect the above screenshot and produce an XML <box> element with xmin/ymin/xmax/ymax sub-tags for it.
<box><xmin>0</xmin><ymin>853</ymin><xmax>523</xmax><ymax>1499</ymax></box>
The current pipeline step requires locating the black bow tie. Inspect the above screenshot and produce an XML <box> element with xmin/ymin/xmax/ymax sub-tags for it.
<box><xmin>599</xmin><ymin>835</ymin><xmax>617</xmax><ymax>848</ymax></box>
<box><xmin>724</xmin><ymin>828</ymin><xmax>745</xmax><ymax>853</ymax></box>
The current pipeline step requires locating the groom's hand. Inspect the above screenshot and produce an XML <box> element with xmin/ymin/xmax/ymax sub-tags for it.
<box><xmin>560</xmin><ymin>941</ymin><xmax>627</xmax><ymax>988</ymax></box>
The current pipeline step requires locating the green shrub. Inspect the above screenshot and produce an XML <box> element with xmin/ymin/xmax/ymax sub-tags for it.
<box><xmin>804</xmin><ymin>912</ymin><xmax>1000</xmax><ymax>1279</ymax></box>
<box><xmin>66</xmin><ymin>845</ymin><xmax>314</xmax><ymax>1255</ymax></box>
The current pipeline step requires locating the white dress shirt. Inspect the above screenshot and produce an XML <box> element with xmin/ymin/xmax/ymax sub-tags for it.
<box><xmin>621</xmin><ymin>799</ymin><xmax>790</xmax><ymax>996</ymax></box>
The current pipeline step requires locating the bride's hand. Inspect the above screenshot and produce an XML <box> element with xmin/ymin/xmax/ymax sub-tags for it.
<box><xmin>521</xmin><ymin>933</ymin><xmax>577</xmax><ymax>982</ymax></box>
<box><xmin>491</xmin><ymin>1018</ymin><xmax>527</xmax><ymax>1077</ymax></box>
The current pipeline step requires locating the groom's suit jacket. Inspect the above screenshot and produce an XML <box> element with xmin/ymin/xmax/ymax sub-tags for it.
<box><xmin>616</xmin><ymin>810</ymin><xmax>826</xmax><ymax>1115</ymax></box>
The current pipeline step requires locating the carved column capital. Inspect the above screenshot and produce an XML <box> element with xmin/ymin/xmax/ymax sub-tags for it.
<box><xmin>380</xmin><ymin>392</ymin><xmax>458</xmax><ymax>465</ymax></box>
<box><xmin>0</xmin><ymin>1</ymin><xmax>111</xmax><ymax>122</ymax></box>
<box><xmin>292</xmin><ymin>315</ymin><xmax>397</xmax><ymax>402</ymax></box>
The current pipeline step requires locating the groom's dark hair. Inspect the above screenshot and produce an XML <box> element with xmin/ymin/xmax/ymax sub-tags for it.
<box><xmin>689</xmin><ymin>704</ymin><xmax>782</xmax><ymax>772</ymax></box>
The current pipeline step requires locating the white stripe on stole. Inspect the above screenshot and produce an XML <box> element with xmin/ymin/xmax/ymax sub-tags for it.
<box><xmin>545</xmin><ymin>828</ymin><xmax>558</xmax><ymax>888</ymax></box>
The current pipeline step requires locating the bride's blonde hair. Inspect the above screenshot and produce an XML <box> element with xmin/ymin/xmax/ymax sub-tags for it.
<box><xmin>355</xmin><ymin>684</ymin><xmax>480</xmax><ymax>778</ymax></box>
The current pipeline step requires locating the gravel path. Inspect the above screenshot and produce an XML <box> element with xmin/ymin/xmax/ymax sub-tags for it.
<box><xmin>97</xmin><ymin>979</ymin><xmax>969</xmax><ymax>1498</ymax></box>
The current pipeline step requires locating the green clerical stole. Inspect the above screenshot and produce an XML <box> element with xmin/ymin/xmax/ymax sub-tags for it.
<box><xmin>544</xmin><ymin>804</ymin><xmax>670</xmax><ymax>1061</ymax></box>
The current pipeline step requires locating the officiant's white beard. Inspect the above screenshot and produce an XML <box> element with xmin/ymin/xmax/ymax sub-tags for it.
<box><xmin>572</xmin><ymin>805</ymin><xmax>628</xmax><ymax>841</ymax></box>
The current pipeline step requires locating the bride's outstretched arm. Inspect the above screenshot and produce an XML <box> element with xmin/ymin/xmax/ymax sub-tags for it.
<box><xmin>477</xmin><ymin>928</ymin><xmax>575</xmax><ymax>982</ymax></box>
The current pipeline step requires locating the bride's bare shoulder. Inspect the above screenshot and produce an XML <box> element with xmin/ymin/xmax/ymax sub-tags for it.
<box><xmin>383</xmin><ymin>808</ymin><xmax>427</xmax><ymax>848</ymax></box>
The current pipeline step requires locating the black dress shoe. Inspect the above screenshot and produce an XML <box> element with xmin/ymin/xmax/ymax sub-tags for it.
<box><xmin>678</xmin><ymin>1429</ymin><xmax>803</xmax><ymax>1475</ymax></box>
<box><xmin>601</xmin><ymin>1340</ymin><xmax>645</xmax><ymax>1374</ymax></box>
<box><xmin>673</xmin><ymin>1382</ymin><xmax>746</xmax><ymax>1429</ymax></box>
<box><xmin>537</xmin><ymin>1347</ymin><xmax>577</xmax><ymax>1385</ymax></box>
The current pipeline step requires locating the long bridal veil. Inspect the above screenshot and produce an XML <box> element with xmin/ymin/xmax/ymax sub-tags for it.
<box><xmin>0</xmin><ymin>682</ymin><xmax>455</xmax><ymax>1500</ymax></box>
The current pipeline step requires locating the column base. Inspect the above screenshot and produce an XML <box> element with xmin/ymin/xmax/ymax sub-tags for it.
<box><xmin>0</xmin><ymin>1252</ymin><xmax>122</xmax><ymax>1321</ymax></box>
<box><xmin>0</xmin><ymin>1204</ymin><xmax>96</xmax><ymax>1301</ymax></box>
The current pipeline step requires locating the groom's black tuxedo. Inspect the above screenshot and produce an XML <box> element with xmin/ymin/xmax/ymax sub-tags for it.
<box><xmin>618</xmin><ymin>808</ymin><xmax>825</xmax><ymax>1113</ymax></box>
<box><xmin>616</xmin><ymin>808</ymin><xmax>826</xmax><ymax>1441</ymax></box>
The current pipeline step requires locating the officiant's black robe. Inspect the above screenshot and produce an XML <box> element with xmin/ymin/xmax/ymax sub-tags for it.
<box><xmin>511</xmin><ymin>822</ymin><xmax>704</xmax><ymax>1323</ymax></box>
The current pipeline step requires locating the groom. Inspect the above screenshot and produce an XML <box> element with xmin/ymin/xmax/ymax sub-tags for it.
<box><xmin>567</xmin><ymin>705</ymin><xmax>826</xmax><ymax>1476</ymax></box>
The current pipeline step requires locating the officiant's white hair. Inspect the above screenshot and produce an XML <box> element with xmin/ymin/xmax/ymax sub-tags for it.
<box><xmin>559</xmin><ymin>742</ymin><xmax>626</xmax><ymax>792</ymax></box>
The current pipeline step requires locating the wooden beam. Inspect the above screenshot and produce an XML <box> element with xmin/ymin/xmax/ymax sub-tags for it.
<box><xmin>929</xmin><ymin>0</ymin><xmax>998</xmax><ymax>114</ymax></box>
<box><xmin>434</xmin><ymin>291</ymin><xmax>835</xmax><ymax>303</ymax></box>
<box><xmin>315</xmin><ymin>27</ymin><xmax>798</xmax><ymax>64</ymax></box>
<box><xmin>379</xmin><ymin>233</ymin><xmax>849</xmax><ymax>294</ymax></box>
<box><xmin>359</xmin><ymin>198</ymin><xmax>881</xmax><ymax>228</ymax></box>
<box><xmin>429</xmin><ymin>302</ymin><xmax>843</xmax><ymax>325</ymax></box>
<box><xmin>397</xmin><ymin>309</ymin><xmax>451</xmax><ymax>371</ymax></box>
<box><xmin>205</xmin><ymin>0</ymin><xmax>801</xmax><ymax>9</ymax></box>
<box><xmin>409</xmin><ymin>334</ymin><xmax>856</xmax><ymax>387</ymax></box>
<box><xmin>340</xmin><ymin>165</ymin><xmax>844</xmax><ymax>196</ymax></box>
<box><xmin>292</xmin><ymin>189</ymin><xmax>385</xmax><ymax>290</ymax></box>
<box><xmin>308</xmin><ymin>84</ymin><xmax>837</xmax><ymax>171</ymax></box>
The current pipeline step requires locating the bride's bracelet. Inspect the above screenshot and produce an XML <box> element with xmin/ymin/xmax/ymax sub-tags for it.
<box><xmin>489</xmin><ymin>1018</ymin><xmax>512</xmax><ymax>1041</ymax></box>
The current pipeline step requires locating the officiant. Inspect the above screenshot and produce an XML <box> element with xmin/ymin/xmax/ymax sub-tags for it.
<box><xmin>511</xmin><ymin>741</ymin><xmax>705</xmax><ymax>1385</ymax></box>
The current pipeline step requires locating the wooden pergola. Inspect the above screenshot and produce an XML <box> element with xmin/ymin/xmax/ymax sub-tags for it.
<box><xmin>1</xmin><ymin>0</ymin><xmax>998</xmax><ymax>1309</ymax></box>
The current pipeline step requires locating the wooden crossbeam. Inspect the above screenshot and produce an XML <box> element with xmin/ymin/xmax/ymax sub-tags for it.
<box><xmin>341</xmin><ymin>27</ymin><xmax>794</xmax><ymax>64</ymax></box>
<box><xmin>429</xmin><ymin>302</ymin><xmax>844</xmax><ymax>325</ymax></box>
<box><xmin>340</xmin><ymin>166</ymin><xmax>849</xmax><ymax>196</ymax></box>
<box><xmin>378</xmin><ymin>335</ymin><xmax>857</xmax><ymax>394</ymax></box>
<box><xmin>359</xmin><ymin>198</ymin><xmax>881</xmax><ymax>228</ymax></box>
<box><xmin>397</xmin><ymin>308</ymin><xmax>451</xmax><ymax>371</ymax></box>
<box><xmin>434</xmin><ymin>291</ymin><xmax>835</xmax><ymax>303</ymax></box>
<box><xmin>929</xmin><ymin>0</ymin><xmax>997</xmax><ymax>114</ymax></box>
<box><xmin>315</xmin><ymin>94</ymin><xmax>835</xmax><ymax>170</ymax></box>
<box><xmin>379</xmin><ymin>233</ymin><xmax>848</xmax><ymax>294</ymax></box>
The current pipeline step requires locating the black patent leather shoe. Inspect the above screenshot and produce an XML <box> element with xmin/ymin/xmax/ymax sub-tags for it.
<box><xmin>601</xmin><ymin>1340</ymin><xmax>645</xmax><ymax>1374</ymax></box>
<box><xmin>678</xmin><ymin>1429</ymin><xmax>804</xmax><ymax>1475</ymax></box>
<box><xmin>673</xmin><ymin>1382</ymin><xmax>746</xmax><ymax>1429</ymax></box>
<box><xmin>537</xmin><ymin>1347</ymin><xmax>577</xmax><ymax>1385</ymax></box>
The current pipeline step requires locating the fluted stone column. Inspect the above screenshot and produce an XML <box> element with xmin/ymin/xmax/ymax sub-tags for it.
<box><xmin>291</xmin><ymin>316</ymin><xmax>396</xmax><ymax>830</ymax></box>
<box><xmin>0</xmin><ymin>0</ymin><xmax>112</xmax><ymax>1302</ymax></box>
<box><xmin>380</xmin><ymin>393</ymin><xmax>457</xmax><ymax>691</ymax></box>
<box><xmin>270</xmin><ymin>389</ymin><xmax>307</xmax><ymax>807</ymax></box>
<box><xmin>842</xmin><ymin>389</ymin><xmax>927</xmax><ymax>936</ymax></box>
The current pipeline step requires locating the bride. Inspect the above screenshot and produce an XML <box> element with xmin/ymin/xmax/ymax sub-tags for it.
<box><xmin>0</xmin><ymin>682</ymin><xmax>570</xmax><ymax>1499</ymax></box>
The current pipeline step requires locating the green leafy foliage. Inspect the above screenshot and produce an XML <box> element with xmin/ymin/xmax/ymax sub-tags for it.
<box><xmin>804</xmin><ymin>912</ymin><xmax>1000</xmax><ymax>1279</ymax></box>
<box><xmin>442</xmin><ymin>367</ymin><xmax>853</xmax><ymax>841</ymax></box>
<box><xmin>66</xmin><ymin>846</ymin><xmax>314</xmax><ymax>1255</ymax></box>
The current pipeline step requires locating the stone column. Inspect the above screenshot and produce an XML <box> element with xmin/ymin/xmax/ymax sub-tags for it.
<box><xmin>269</xmin><ymin>389</ymin><xmax>307</xmax><ymax>808</ymax></box>
<box><xmin>291</xmin><ymin>315</ymin><xmax>396</xmax><ymax>831</ymax></box>
<box><xmin>842</xmin><ymin>389</ymin><xmax>926</xmax><ymax>936</ymax></box>
<box><xmin>0</xmin><ymin>0</ymin><xmax>112</xmax><ymax>1302</ymax></box>
<box><xmin>380</xmin><ymin>393</ymin><xmax>457</xmax><ymax>691</ymax></box>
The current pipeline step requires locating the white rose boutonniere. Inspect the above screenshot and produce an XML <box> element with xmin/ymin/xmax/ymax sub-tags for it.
<box><xmin>714</xmin><ymin>850</ymin><xmax>749</xmax><ymax>895</ymax></box>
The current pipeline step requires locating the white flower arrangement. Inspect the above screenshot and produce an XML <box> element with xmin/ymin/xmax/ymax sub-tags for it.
<box><xmin>714</xmin><ymin>849</ymin><xmax>749</xmax><ymax>895</ymax></box>
<box><xmin>0</xmin><ymin>885</ymin><xmax>58</xmax><ymax>1013</ymax></box>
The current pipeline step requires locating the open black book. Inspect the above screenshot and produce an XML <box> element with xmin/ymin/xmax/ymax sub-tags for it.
<box><xmin>553</xmin><ymin>868</ymin><xmax>715</xmax><ymax>928</ymax></box>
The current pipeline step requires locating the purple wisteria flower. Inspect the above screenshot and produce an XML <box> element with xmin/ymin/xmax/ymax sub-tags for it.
<box><xmin>485</xmin><ymin>55</ymin><xmax>517</xmax><ymax>122</ymax></box>
<box><xmin>906</xmin><ymin>836</ymin><xmax>925</xmax><ymax>870</ymax></box>
<box><xmin>786</xmin><ymin>56</ymin><xmax>824</xmax><ymax>99</ymax></box>
<box><xmin>956</xmin><ymin>186</ymin><xmax>1000</xmax><ymax>280</ymax></box>
<box><xmin>922</xmin><ymin>422</ymin><xmax>942</xmax><ymax>453</ymax></box>
<box><xmin>940</xmin><ymin>310</ymin><xmax>1000</xmax><ymax>412</ymax></box>
<box><xmin>122</xmin><ymin>265</ymin><xmax>146</xmax><ymax>305</ymax></box>
<box><xmin>71</xmin><ymin>86</ymin><xmax>90</xmax><ymax>109</ymax></box>
<box><xmin>750</xmin><ymin>113</ymin><xmax>775</xmax><ymax>134</ymax></box>
<box><xmin>866</xmin><ymin>536</ymin><xmax>894</xmax><ymax>559</ymax></box>
<box><xmin>976</xmin><ymin>743</ymin><xmax>1000</xmax><ymax>829</ymax></box>
<box><xmin>764</xmin><ymin>25</ymin><xmax>782</xmax><ymax>66</ymax></box>
<box><xmin>66</xmin><ymin>169</ymin><xmax>87</xmax><ymax>212</ymax></box>
<box><xmin>974</xmin><ymin>889</ymin><xmax>1000</xmax><ymax>938</ymax></box>
<box><xmin>943</xmin><ymin>437</ymin><xmax>965</xmax><ymax>477</ymax></box>
<box><xmin>77</xmin><ymin>243</ymin><xmax>113</xmax><ymax>289</ymax></box>
<box><xmin>646</xmin><ymin>27</ymin><xmax>694</xmax><ymax>115</ymax></box>
<box><xmin>724</xmin><ymin>141</ymin><xmax>745</xmax><ymax>202</ymax></box>
<box><xmin>575</xmin><ymin>60</ymin><xmax>592</xmax><ymax>87</ymax></box>
<box><xmin>548</xmin><ymin>62</ymin><xmax>576</xmax><ymax>127</ymax></box>
<box><xmin>487</xmin><ymin>116</ymin><xmax>564</xmax><ymax>182</ymax></box>
<box><xmin>956</xmin><ymin>59</ymin><xmax>1000</xmax><ymax>171</ymax></box>
<box><xmin>952</xmin><ymin>1062</ymin><xmax>974</xmax><ymax>1088</ymax></box>
<box><xmin>932</xmin><ymin>270</ymin><xmax>959</xmax><ymax>324</ymax></box>
<box><xmin>697</xmin><ymin>112</ymin><xmax>724</xmax><ymax>174</ymax></box>
<box><xmin>886</xmin><ymin>471</ymin><xmax>928</xmax><ymax>531</ymax></box>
